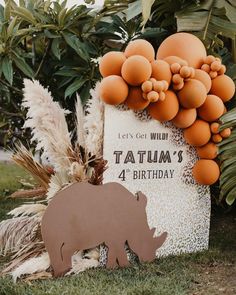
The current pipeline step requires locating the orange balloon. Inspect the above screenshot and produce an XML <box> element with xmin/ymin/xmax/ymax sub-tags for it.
<box><xmin>163</xmin><ymin>56</ymin><xmax>187</xmax><ymax>66</ymax></box>
<box><xmin>220</xmin><ymin>128</ymin><xmax>231</xmax><ymax>138</ymax></box>
<box><xmin>194</xmin><ymin>69</ymin><xmax>212</xmax><ymax>93</ymax></box>
<box><xmin>125</xmin><ymin>86</ymin><xmax>150</xmax><ymax>110</ymax></box>
<box><xmin>196</xmin><ymin>142</ymin><xmax>218</xmax><ymax>159</ymax></box>
<box><xmin>125</xmin><ymin>39</ymin><xmax>155</xmax><ymax>62</ymax></box>
<box><xmin>157</xmin><ymin>33</ymin><xmax>207</xmax><ymax>68</ymax></box>
<box><xmin>99</xmin><ymin>51</ymin><xmax>126</xmax><ymax>77</ymax></box>
<box><xmin>151</xmin><ymin>60</ymin><xmax>172</xmax><ymax>84</ymax></box>
<box><xmin>192</xmin><ymin>159</ymin><xmax>220</xmax><ymax>185</ymax></box>
<box><xmin>147</xmin><ymin>90</ymin><xmax>179</xmax><ymax>122</ymax></box>
<box><xmin>210</xmin><ymin>122</ymin><xmax>220</xmax><ymax>134</ymax></box>
<box><xmin>100</xmin><ymin>75</ymin><xmax>128</xmax><ymax>105</ymax></box>
<box><xmin>172</xmin><ymin>108</ymin><xmax>197</xmax><ymax>128</ymax></box>
<box><xmin>212</xmin><ymin>134</ymin><xmax>223</xmax><ymax>143</ymax></box>
<box><xmin>178</xmin><ymin>79</ymin><xmax>207</xmax><ymax>108</ymax></box>
<box><xmin>184</xmin><ymin>119</ymin><xmax>211</xmax><ymax>146</ymax></box>
<box><xmin>198</xmin><ymin>95</ymin><xmax>224</xmax><ymax>122</ymax></box>
<box><xmin>210</xmin><ymin>75</ymin><xmax>235</xmax><ymax>102</ymax></box>
<box><xmin>121</xmin><ymin>55</ymin><xmax>152</xmax><ymax>86</ymax></box>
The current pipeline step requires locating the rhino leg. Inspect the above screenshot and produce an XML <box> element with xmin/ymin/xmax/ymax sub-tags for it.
<box><xmin>117</xmin><ymin>246</ymin><xmax>129</xmax><ymax>267</ymax></box>
<box><xmin>106</xmin><ymin>242</ymin><xmax>129</xmax><ymax>268</ymax></box>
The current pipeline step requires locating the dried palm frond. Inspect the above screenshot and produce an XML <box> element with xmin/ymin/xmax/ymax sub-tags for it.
<box><xmin>69</xmin><ymin>161</ymin><xmax>87</xmax><ymax>182</ymax></box>
<box><xmin>46</xmin><ymin>171</ymin><xmax>70</xmax><ymax>201</ymax></box>
<box><xmin>1</xmin><ymin>241</ymin><xmax>45</xmax><ymax>275</ymax></box>
<box><xmin>84</xmin><ymin>82</ymin><xmax>104</xmax><ymax>157</ymax></box>
<box><xmin>65</xmin><ymin>250</ymin><xmax>99</xmax><ymax>276</ymax></box>
<box><xmin>89</xmin><ymin>159</ymin><xmax>108</xmax><ymax>185</ymax></box>
<box><xmin>23</xmin><ymin>271</ymin><xmax>52</xmax><ymax>282</ymax></box>
<box><xmin>11</xmin><ymin>252</ymin><xmax>50</xmax><ymax>282</ymax></box>
<box><xmin>12</xmin><ymin>145</ymin><xmax>51</xmax><ymax>190</ymax></box>
<box><xmin>8</xmin><ymin>204</ymin><xmax>47</xmax><ymax>218</ymax></box>
<box><xmin>0</xmin><ymin>216</ymin><xmax>40</xmax><ymax>255</ymax></box>
<box><xmin>22</xmin><ymin>79</ymin><xmax>74</xmax><ymax>172</ymax></box>
<box><xmin>9</xmin><ymin>187</ymin><xmax>46</xmax><ymax>199</ymax></box>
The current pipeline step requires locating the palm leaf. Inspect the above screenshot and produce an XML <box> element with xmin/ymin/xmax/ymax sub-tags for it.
<box><xmin>218</xmin><ymin>108</ymin><xmax>236</xmax><ymax>205</ymax></box>
<box><xmin>175</xmin><ymin>0</ymin><xmax>236</xmax><ymax>58</ymax></box>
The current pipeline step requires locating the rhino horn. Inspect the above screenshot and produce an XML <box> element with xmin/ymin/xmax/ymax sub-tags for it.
<box><xmin>154</xmin><ymin>232</ymin><xmax>168</xmax><ymax>249</ymax></box>
<box><xmin>136</xmin><ymin>191</ymin><xmax>147</xmax><ymax>207</ymax></box>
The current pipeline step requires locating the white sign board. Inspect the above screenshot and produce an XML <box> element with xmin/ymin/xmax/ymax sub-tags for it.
<box><xmin>103</xmin><ymin>105</ymin><xmax>211</xmax><ymax>256</ymax></box>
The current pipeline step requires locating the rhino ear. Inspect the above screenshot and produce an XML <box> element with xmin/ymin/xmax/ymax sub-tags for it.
<box><xmin>150</xmin><ymin>228</ymin><xmax>156</xmax><ymax>237</ymax></box>
<box><xmin>137</xmin><ymin>191</ymin><xmax>147</xmax><ymax>207</ymax></box>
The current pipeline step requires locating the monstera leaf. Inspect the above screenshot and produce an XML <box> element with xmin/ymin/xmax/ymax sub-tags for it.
<box><xmin>218</xmin><ymin>108</ymin><xmax>236</xmax><ymax>205</ymax></box>
<box><xmin>175</xmin><ymin>0</ymin><xmax>236</xmax><ymax>58</ymax></box>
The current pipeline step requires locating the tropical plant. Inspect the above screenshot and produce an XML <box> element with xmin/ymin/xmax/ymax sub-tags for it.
<box><xmin>218</xmin><ymin>108</ymin><xmax>236</xmax><ymax>206</ymax></box>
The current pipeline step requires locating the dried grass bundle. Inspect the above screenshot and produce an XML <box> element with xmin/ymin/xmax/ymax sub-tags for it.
<box><xmin>84</xmin><ymin>82</ymin><xmax>104</xmax><ymax>157</ymax></box>
<box><xmin>89</xmin><ymin>159</ymin><xmax>108</xmax><ymax>185</ymax></box>
<box><xmin>9</xmin><ymin>187</ymin><xmax>46</xmax><ymax>199</ymax></box>
<box><xmin>23</xmin><ymin>79</ymin><xmax>73</xmax><ymax>172</ymax></box>
<box><xmin>12</xmin><ymin>145</ymin><xmax>51</xmax><ymax>190</ymax></box>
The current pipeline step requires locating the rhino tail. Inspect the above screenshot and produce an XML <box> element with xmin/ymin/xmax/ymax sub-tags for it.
<box><xmin>136</xmin><ymin>191</ymin><xmax>147</xmax><ymax>207</ymax></box>
<box><xmin>154</xmin><ymin>232</ymin><xmax>168</xmax><ymax>249</ymax></box>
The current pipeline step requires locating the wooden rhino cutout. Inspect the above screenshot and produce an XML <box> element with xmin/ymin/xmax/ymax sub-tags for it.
<box><xmin>41</xmin><ymin>182</ymin><xmax>167</xmax><ymax>277</ymax></box>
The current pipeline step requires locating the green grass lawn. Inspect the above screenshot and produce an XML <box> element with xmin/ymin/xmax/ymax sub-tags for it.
<box><xmin>0</xmin><ymin>162</ymin><xmax>235</xmax><ymax>295</ymax></box>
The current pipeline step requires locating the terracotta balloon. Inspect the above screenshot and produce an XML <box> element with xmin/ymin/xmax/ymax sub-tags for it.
<box><xmin>124</xmin><ymin>39</ymin><xmax>155</xmax><ymax>62</ymax></box>
<box><xmin>157</xmin><ymin>33</ymin><xmax>207</xmax><ymax>68</ymax></box>
<box><xmin>212</xmin><ymin>134</ymin><xmax>223</xmax><ymax>143</ymax></box>
<box><xmin>184</xmin><ymin>119</ymin><xmax>211</xmax><ymax>146</ymax></box>
<box><xmin>198</xmin><ymin>95</ymin><xmax>224</xmax><ymax>122</ymax></box>
<box><xmin>178</xmin><ymin>79</ymin><xmax>207</xmax><ymax>108</ymax></box>
<box><xmin>151</xmin><ymin>60</ymin><xmax>172</xmax><ymax>84</ymax></box>
<box><xmin>210</xmin><ymin>75</ymin><xmax>235</xmax><ymax>102</ymax></box>
<box><xmin>172</xmin><ymin>108</ymin><xmax>197</xmax><ymax>128</ymax></box>
<box><xmin>100</xmin><ymin>75</ymin><xmax>128</xmax><ymax>105</ymax></box>
<box><xmin>194</xmin><ymin>69</ymin><xmax>212</xmax><ymax>93</ymax></box>
<box><xmin>210</xmin><ymin>122</ymin><xmax>220</xmax><ymax>134</ymax></box>
<box><xmin>196</xmin><ymin>142</ymin><xmax>218</xmax><ymax>159</ymax></box>
<box><xmin>125</xmin><ymin>87</ymin><xmax>150</xmax><ymax>110</ymax></box>
<box><xmin>121</xmin><ymin>55</ymin><xmax>152</xmax><ymax>86</ymax></box>
<box><xmin>220</xmin><ymin>128</ymin><xmax>231</xmax><ymax>138</ymax></box>
<box><xmin>192</xmin><ymin>159</ymin><xmax>220</xmax><ymax>185</ymax></box>
<box><xmin>163</xmin><ymin>56</ymin><xmax>187</xmax><ymax>66</ymax></box>
<box><xmin>99</xmin><ymin>51</ymin><xmax>126</xmax><ymax>77</ymax></box>
<box><xmin>148</xmin><ymin>90</ymin><xmax>179</xmax><ymax>122</ymax></box>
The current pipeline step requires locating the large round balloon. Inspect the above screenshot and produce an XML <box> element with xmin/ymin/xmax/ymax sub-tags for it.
<box><xmin>156</xmin><ymin>33</ymin><xmax>207</xmax><ymax>68</ymax></box>
<box><xmin>147</xmin><ymin>90</ymin><xmax>179</xmax><ymax>122</ymax></box>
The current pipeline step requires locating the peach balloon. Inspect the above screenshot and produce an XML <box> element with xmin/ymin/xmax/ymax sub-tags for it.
<box><xmin>210</xmin><ymin>122</ymin><xmax>220</xmax><ymax>134</ymax></box>
<box><xmin>124</xmin><ymin>39</ymin><xmax>155</xmax><ymax>62</ymax></box>
<box><xmin>210</xmin><ymin>75</ymin><xmax>235</xmax><ymax>102</ymax></box>
<box><xmin>163</xmin><ymin>56</ymin><xmax>187</xmax><ymax>66</ymax></box>
<box><xmin>194</xmin><ymin>69</ymin><xmax>212</xmax><ymax>93</ymax></box>
<box><xmin>100</xmin><ymin>75</ymin><xmax>128</xmax><ymax>105</ymax></box>
<box><xmin>220</xmin><ymin>128</ymin><xmax>231</xmax><ymax>138</ymax></box>
<box><xmin>192</xmin><ymin>159</ymin><xmax>220</xmax><ymax>185</ymax></box>
<box><xmin>99</xmin><ymin>51</ymin><xmax>126</xmax><ymax>77</ymax></box>
<box><xmin>121</xmin><ymin>55</ymin><xmax>152</xmax><ymax>86</ymax></box>
<box><xmin>125</xmin><ymin>86</ymin><xmax>150</xmax><ymax>110</ymax></box>
<box><xmin>178</xmin><ymin>79</ymin><xmax>207</xmax><ymax>108</ymax></box>
<box><xmin>198</xmin><ymin>95</ymin><xmax>224</xmax><ymax>122</ymax></box>
<box><xmin>172</xmin><ymin>108</ymin><xmax>197</xmax><ymax>128</ymax></box>
<box><xmin>157</xmin><ymin>33</ymin><xmax>207</xmax><ymax>68</ymax></box>
<box><xmin>148</xmin><ymin>90</ymin><xmax>179</xmax><ymax>122</ymax></box>
<box><xmin>151</xmin><ymin>60</ymin><xmax>172</xmax><ymax>84</ymax></box>
<box><xmin>184</xmin><ymin>119</ymin><xmax>211</xmax><ymax>146</ymax></box>
<box><xmin>196</xmin><ymin>142</ymin><xmax>218</xmax><ymax>159</ymax></box>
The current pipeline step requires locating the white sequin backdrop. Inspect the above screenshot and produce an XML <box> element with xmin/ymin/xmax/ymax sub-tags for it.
<box><xmin>103</xmin><ymin>105</ymin><xmax>211</xmax><ymax>256</ymax></box>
